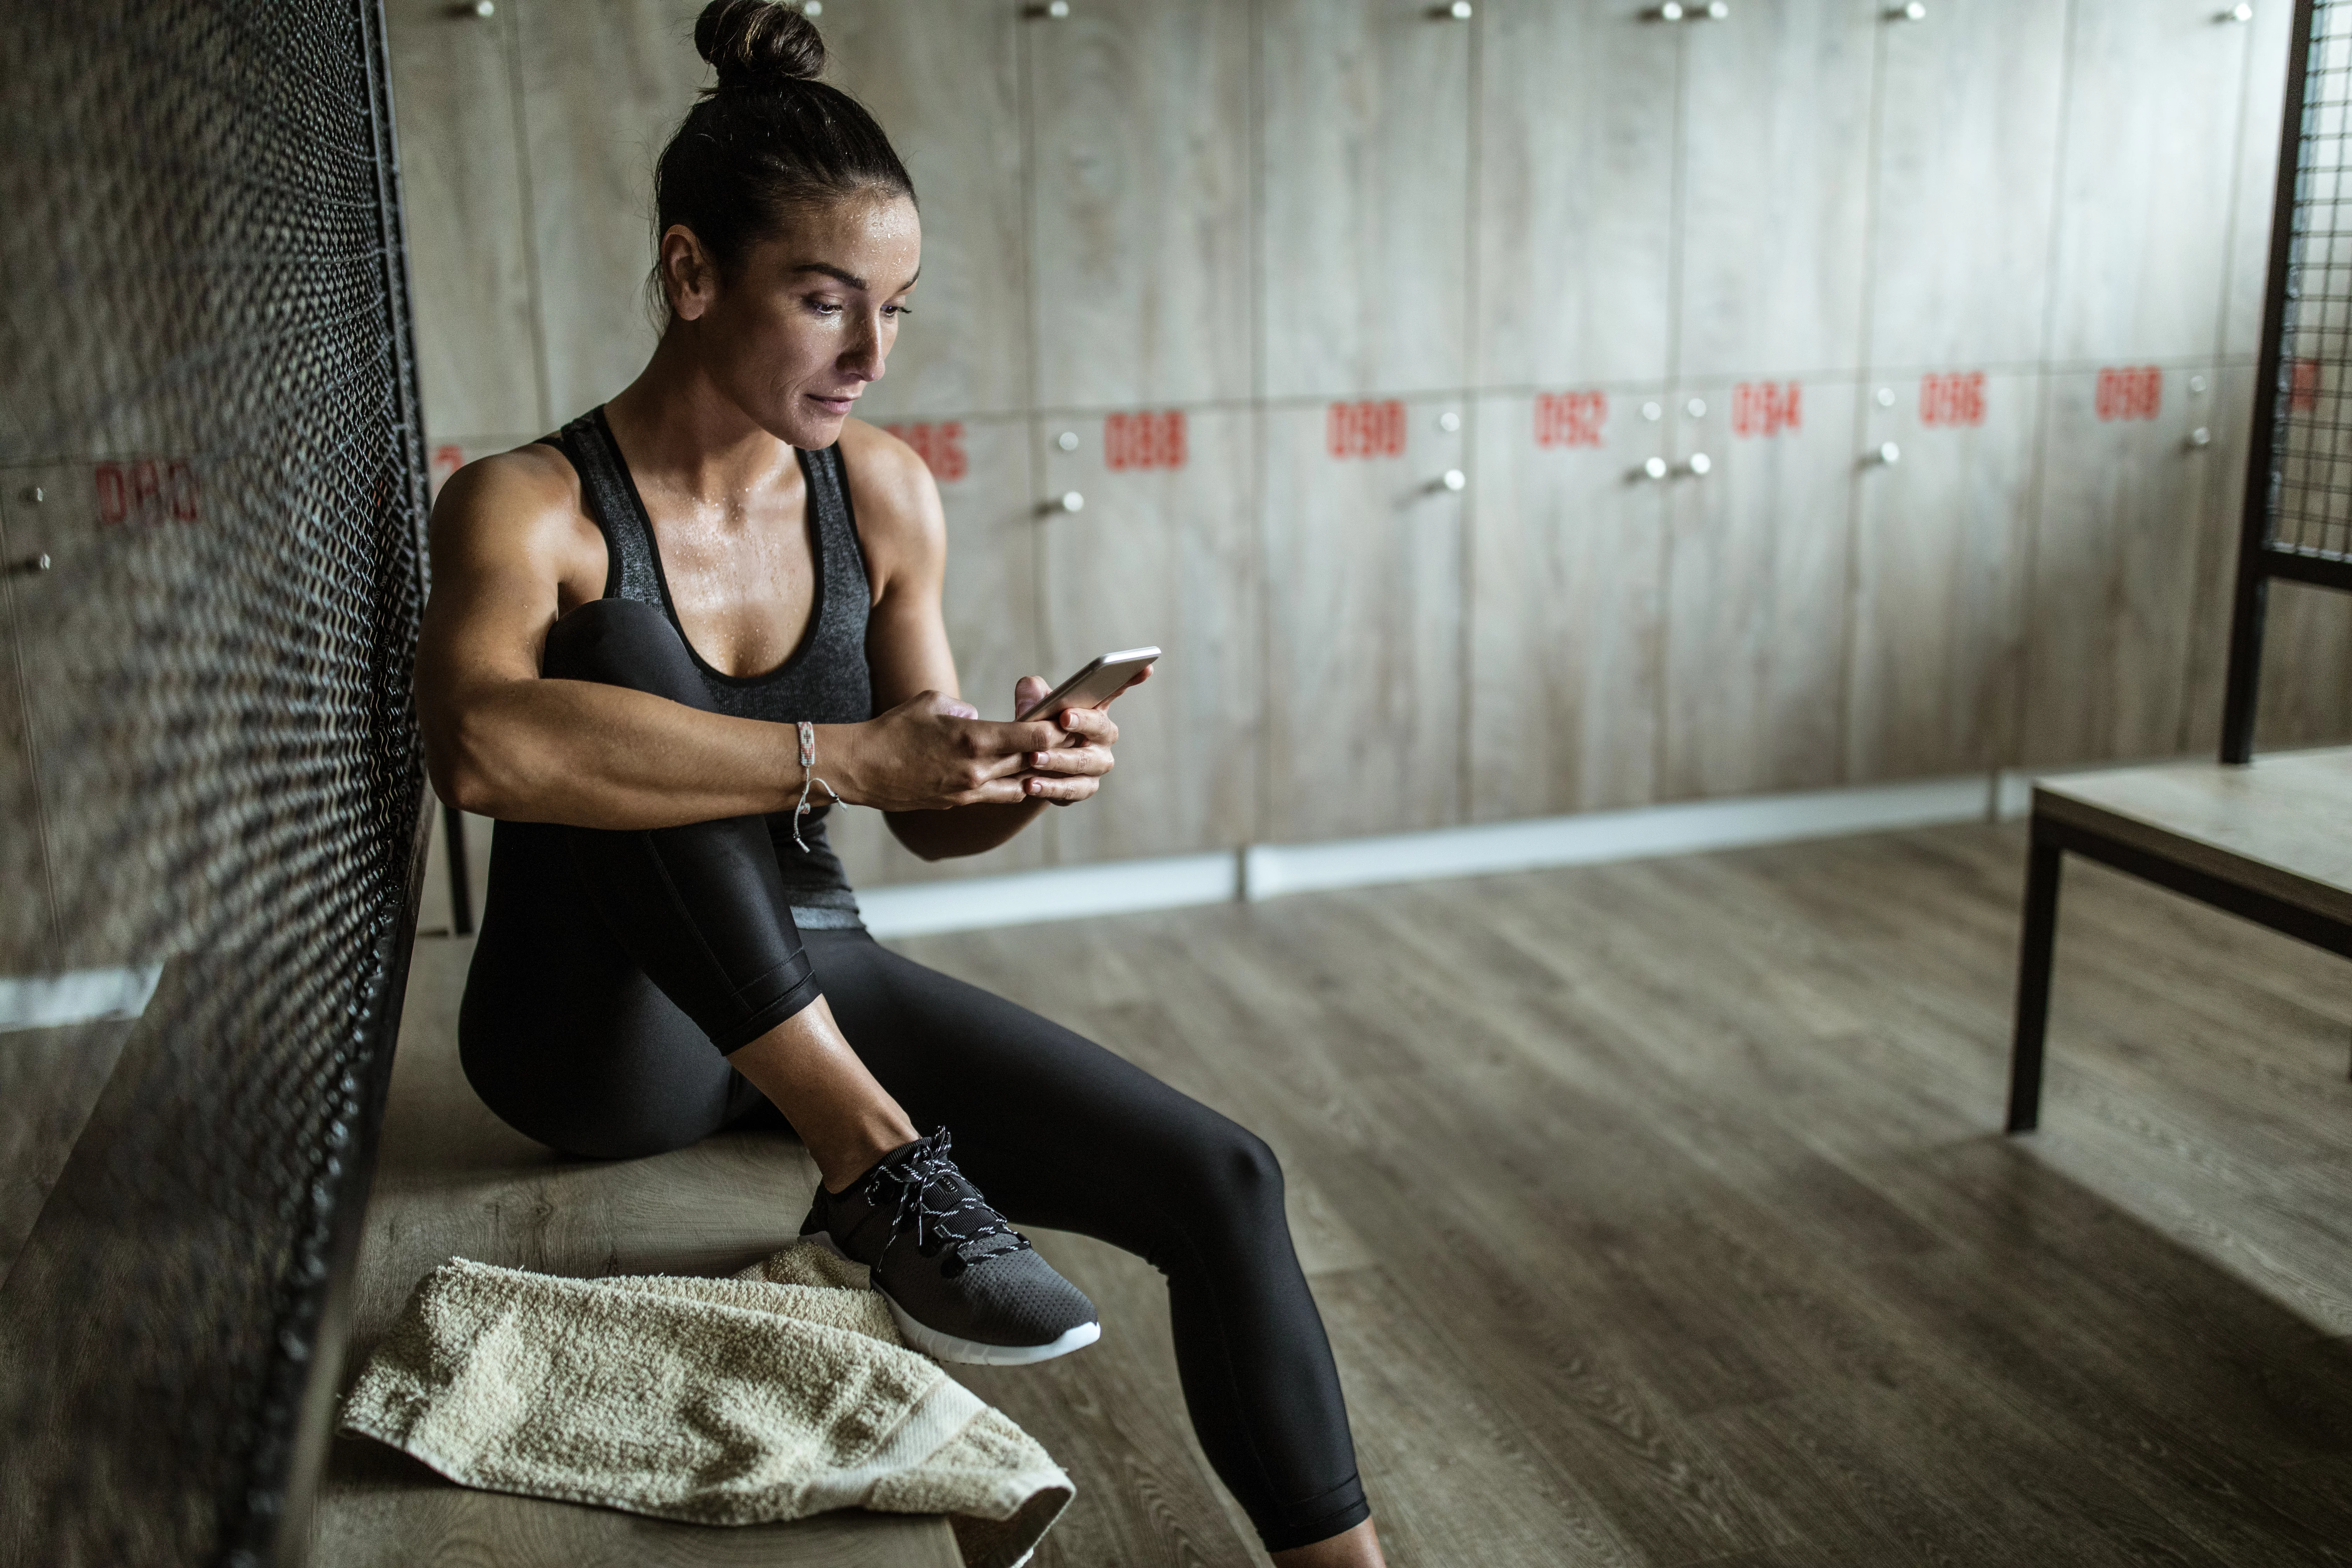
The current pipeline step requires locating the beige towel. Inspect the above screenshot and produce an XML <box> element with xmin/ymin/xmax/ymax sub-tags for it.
<box><xmin>339</xmin><ymin>1242</ymin><xmax>1073</xmax><ymax>1568</ymax></box>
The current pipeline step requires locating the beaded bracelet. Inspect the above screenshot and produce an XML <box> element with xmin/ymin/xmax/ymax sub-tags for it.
<box><xmin>792</xmin><ymin>719</ymin><xmax>842</xmax><ymax>853</ymax></box>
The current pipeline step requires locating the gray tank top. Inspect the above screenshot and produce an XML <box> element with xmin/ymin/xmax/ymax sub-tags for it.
<box><xmin>540</xmin><ymin>407</ymin><xmax>870</xmax><ymax>926</ymax></box>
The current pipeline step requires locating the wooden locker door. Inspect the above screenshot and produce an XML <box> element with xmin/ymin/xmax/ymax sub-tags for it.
<box><xmin>1263</xmin><ymin>397</ymin><xmax>1466</xmax><ymax>842</ymax></box>
<box><xmin>822</xmin><ymin>0</ymin><xmax>1030</xmax><ymax>422</ymax></box>
<box><xmin>0</xmin><ymin>459</ymin><xmax>175</xmax><ymax>967</ymax></box>
<box><xmin>514</xmin><ymin>0</ymin><xmax>705</xmax><ymax>422</ymax></box>
<box><xmin>1661</xmin><ymin>379</ymin><xmax>1858</xmax><ymax>799</ymax></box>
<box><xmin>2221</xmin><ymin>0</ymin><xmax>2297</xmax><ymax>361</ymax></box>
<box><xmin>1260</xmin><ymin>0</ymin><xmax>1472</xmax><ymax>399</ymax></box>
<box><xmin>1676</xmin><ymin>0</ymin><xmax>1876</xmax><ymax>382</ymax></box>
<box><xmin>827</xmin><ymin>415</ymin><xmax>1050</xmax><ymax>888</ymax></box>
<box><xmin>2176</xmin><ymin>365</ymin><xmax>2352</xmax><ymax>754</ymax></box>
<box><xmin>385</xmin><ymin>0</ymin><xmax>544</xmax><ymax>445</ymax></box>
<box><xmin>1468</xmin><ymin>389</ymin><xmax>1670</xmax><ymax>822</ymax></box>
<box><xmin>1476</xmin><ymin>0</ymin><xmax>1678</xmax><ymax>391</ymax></box>
<box><xmin>1026</xmin><ymin>0</ymin><xmax>1252</xmax><ymax>410</ymax></box>
<box><xmin>1865</xmin><ymin>0</ymin><xmax>2067</xmax><ymax>372</ymax></box>
<box><xmin>1036</xmin><ymin>410</ymin><xmax>1256</xmax><ymax>864</ymax></box>
<box><xmin>0</xmin><ymin>475</ymin><xmax>58</xmax><ymax>972</ymax></box>
<box><xmin>2045</xmin><ymin>1</ymin><xmax>2260</xmax><ymax>367</ymax></box>
<box><xmin>2022</xmin><ymin>365</ymin><xmax>2224</xmax><ymax>764</ymax></box>
<box><xmin>1845</xmin><ymin>372</ymin><xmax>2038</xmax><ymax>781</ymax></box>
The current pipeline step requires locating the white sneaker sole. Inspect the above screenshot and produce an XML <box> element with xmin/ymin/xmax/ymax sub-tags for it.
<box><xmin>801</xmin><ymin>1230</ymin><xmax>1102</xmax><ymax>1366</ymax></box>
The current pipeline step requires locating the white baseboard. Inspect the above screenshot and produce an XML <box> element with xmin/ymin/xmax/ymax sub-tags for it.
<box><xmin>859</xmin><ymin>850</ymin><xmax>1241</xmax><ymax>939</ymax></box>
<box><xmin>864</xmin><ymin>772</ymin><xmax>2010</xmax><ymax>939</ymax></box>
<box><xmin>1241</xmin><ymin>774</ymin><xmax>1997</xmax><ymax>901</ymax></box>
<box><xmin>0</xmin><ymin>964</ymin><xmax>163</xmax><ymax>1034</ymax></box>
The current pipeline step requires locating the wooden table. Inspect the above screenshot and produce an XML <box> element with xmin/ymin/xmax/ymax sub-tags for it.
<box><xmin>2007</xmin><ymin>746</ymin><xmax>2352</xmax><ymax>1132</ymax></box>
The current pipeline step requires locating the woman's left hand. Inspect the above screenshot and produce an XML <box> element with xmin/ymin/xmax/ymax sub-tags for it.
<box><xmin>1010</xmin><ymin>668</ymin><xmax>1149</xmax><ymax>804</ymax></box>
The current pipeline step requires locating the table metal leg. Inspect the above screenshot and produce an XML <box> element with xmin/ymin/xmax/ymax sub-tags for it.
<box><xmin>2006</xmin><ymin>832</ymin><xmax>2063</xmax><ymax>1133</ymax></box>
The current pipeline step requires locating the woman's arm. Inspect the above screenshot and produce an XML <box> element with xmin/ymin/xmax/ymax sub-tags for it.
<box><xmin>843</xmin><ymin>422</ymin><xmax>1132</xmax><ymax>861</ymax></box>
<box><xmin>413</xmin><ymin>443</ymin><xmax>1062</xmax><ymax>830</ymax></box>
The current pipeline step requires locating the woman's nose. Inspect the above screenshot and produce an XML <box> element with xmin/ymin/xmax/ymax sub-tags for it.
<box><xmin>841</xmin><ymin>314</ymin><xmax>888</xmax><ymax>381</ymax></box>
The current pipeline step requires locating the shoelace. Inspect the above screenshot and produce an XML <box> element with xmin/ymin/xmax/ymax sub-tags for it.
<box><xmin>863</xmin><ymin>1128</ymin><xmax>1033</xmax><ymax>1273</ymax></box>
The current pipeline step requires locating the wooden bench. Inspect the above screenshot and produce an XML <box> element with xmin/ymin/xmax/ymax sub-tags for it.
<box><xmin>2006</xmin><ymin>745</ymin><xmax>2352</xmax><ymax>1133</ymax></box>
<box><xmin>310</xmin><ymin>937</ymin><xmax>961</xmax><ymax>1568</ymax></box>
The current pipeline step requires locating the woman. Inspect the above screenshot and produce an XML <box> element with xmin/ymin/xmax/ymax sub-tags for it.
<box><xmin>411</xmin><ymin>3</ymin><xmax>1383</xmax><ymax>1561</ymax></box>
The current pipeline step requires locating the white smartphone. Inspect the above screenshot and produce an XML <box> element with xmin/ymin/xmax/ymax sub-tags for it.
<box><xmin>1017</xmin><ymin>646</ymin><xmax>1161</xmax><ymax>721</ymax></box>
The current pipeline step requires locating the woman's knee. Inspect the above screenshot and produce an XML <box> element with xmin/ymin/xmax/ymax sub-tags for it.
<box><xmin>541</xmin><ymin>596</ymin><xmax>705</xmax><ymax>705</ymax></box>
<box><xmin>1175</xmin><ymin>1116</ymin><xmax>1288</xmax><ymax>1223</ymax></box>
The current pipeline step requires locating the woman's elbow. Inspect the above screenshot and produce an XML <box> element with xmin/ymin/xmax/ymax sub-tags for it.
<box><xmin>423</xmin><ymin>710</ymin><xmax>511</xmax><ymax>819</ymax></box>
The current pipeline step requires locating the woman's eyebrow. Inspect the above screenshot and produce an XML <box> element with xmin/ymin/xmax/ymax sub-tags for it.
<box><xmin>789</xmin><ymin>262</ymin><xmax>921</xmax><ymax>292</ymax></box>
<box><xmin>791</xmin><ymin>261</ymin><xmax>868</xmax><ymax>288</ymax></box>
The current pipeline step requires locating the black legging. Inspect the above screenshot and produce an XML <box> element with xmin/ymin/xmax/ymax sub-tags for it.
<box><xmin>458</xmin><ymin>597</ymin><xmax>1368</xmax><ymax>1552</ymax></box>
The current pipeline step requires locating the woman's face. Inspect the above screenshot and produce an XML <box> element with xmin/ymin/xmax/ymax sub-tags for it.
<box><xmin>666</xmin><ymin>191</ymin><xmax>921</xmax><ymax>449</ymax></box>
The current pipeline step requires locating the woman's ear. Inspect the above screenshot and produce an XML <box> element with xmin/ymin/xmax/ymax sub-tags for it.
<box><xmin>660</xmin><ymin>225</ymin><xmax>718</xmax><ymax>322</ymax></box>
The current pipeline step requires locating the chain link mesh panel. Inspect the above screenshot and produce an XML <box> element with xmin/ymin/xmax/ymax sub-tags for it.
<box><xmin>2274</xmin><ymin>0</ymin><xmax>2352</xmax><ymax>565</ymax></box>
<box><xmin>0</xmin><ymin>2</ymin><xmax>428</xmax><ymax>1564</ymax></box>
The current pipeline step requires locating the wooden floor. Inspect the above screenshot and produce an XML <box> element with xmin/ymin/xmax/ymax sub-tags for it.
<box><xmin>330</xmin><ymin>819</ymin><xmax>2352</xmax><ymax>1567</ymax></box>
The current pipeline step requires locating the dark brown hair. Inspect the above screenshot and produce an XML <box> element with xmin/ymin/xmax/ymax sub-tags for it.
<box><xmin>650</xmin><ymin>1</ymin><xmax>915</xmax><ymax>308</ymax></box>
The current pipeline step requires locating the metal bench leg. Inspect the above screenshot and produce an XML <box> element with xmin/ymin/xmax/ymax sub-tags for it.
<box><xmin>2006</xmin><ymin>832</ymin><xmax>2062</xmax><ymax>1133</ymax></box>
<box><xmin>443</xmin><ymin>801</ymin><xmax>475</xmax><ymax>938</ymax></box>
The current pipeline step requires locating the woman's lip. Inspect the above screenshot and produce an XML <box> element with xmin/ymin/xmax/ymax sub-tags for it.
<box><xmin>809</xmin><ymin>393</ymin><xmax>858</xmax><ymax>411</ymax></box>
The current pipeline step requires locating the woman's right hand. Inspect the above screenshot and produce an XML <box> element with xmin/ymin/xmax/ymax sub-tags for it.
<box><xmin>821</xmin><ymin>691</ymin><xmax>1068</xmax><ymax>812</ymax></box>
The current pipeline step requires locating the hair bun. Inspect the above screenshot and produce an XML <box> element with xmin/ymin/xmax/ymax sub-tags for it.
<box><xmin>696</xmin><ymin>0</ymin><xmax>825</xmax><ymax>91</ymax></box>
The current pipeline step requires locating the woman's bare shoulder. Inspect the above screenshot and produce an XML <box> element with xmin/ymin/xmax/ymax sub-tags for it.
<box><xmin>836</xmin><ymin>419</ymin><xmax>946</xmax><ymax>589</ymax></box>
<box><xmin>429</xmin><ymin>442</ymin><xmax>601</xmax><ymax>581</ymax></box>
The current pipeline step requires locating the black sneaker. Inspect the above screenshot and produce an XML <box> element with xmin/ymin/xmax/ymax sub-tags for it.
<box><xmin>800</xmin><ymin>1128</ymin><xmax>1100</xmax><ymax>1365</ymax></box>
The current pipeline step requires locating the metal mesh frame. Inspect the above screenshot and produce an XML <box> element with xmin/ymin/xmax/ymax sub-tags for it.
<box><xmin>2227</xmin><ymin>0</ymin><xmax>2352</xmax><ymax>756</ymax></box>
<box><xmin>0</xmin><ymin>3</ymin><xmax>429</xmax><ymax>1564</ymax></box>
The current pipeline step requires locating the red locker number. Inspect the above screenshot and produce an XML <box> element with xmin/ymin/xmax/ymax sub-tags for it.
<box><xmin>1104</xmin><ymin>410</ymin><xmax>1187</xmax><ymax>471</ymax></box>
<box><xmin>94</xmin><ymin>458</ymin><xmax>200</xmax><ymax>525</ymax></box>
<box><xmin>2094</xmin><ymin>367</ymin><xmax>2162</xmax><ymax>422</ymax></box>
<box><xmin>2291</xmin><ymin>357</ymin><xmax>2322</xmax><ymax>413</ymax></box>
<box><xmin>884</xmin><ymin>421</ymin><xmax>967</xmax><ymax>482</ymax></box>
<box><xmin>1919</xmin><ymin>371</ymin><xmax>1986</xmax><ymax>428</ymax></box>
<box><xmin>1326</xmin><ymin>400</ymin><xmax>1406</xmax><ymax>459</ymax></box>
<box><xmin>1534</xmin><ymin>391</ymin><xmax>1606</xmax><ymax>448</ymax></box>
<box><xmin>1731</xmin><ymin>381</ymin><xmax>1801</xmax><ymax>438</ymax></box>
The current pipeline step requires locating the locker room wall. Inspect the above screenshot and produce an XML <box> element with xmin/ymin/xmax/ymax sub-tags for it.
<box><xmin>385</xmin><ymin>0</ymin><xmax>2352</xmax><ymax>892</ymax></box>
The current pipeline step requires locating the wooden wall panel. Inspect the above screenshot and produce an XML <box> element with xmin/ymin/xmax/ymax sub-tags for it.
<box><xmin>1661</xmin><ymin>380</ymin><xmax>1858</xmax><ymax>798</ymax></box>
<box><xmin>0</xmin><ymin>476</ymin><xmax>57</xmax><ymax>972</ymax></box>
<box><xmin>1475</xmin><ymin>1</ymin><xmax>1678</xmax><ymax>391</ymax></box>
<box><xmin>1036</xmin><ymin>410</ymin><xmax>1258</xmax><ymax>863</ymax></box>
<box><xmin>1262</xmin><ymin>397</ymin><xmax>1465</xmax><ymax>841</ymax></box>
<box><xmin>1468</xmin><ymin>390</ymin><xmax>1668</xmax><ymax>822</ymax></box>
<box><xmin>2045</xmin><ymin>2</ymin><xmax>2255</xmax><ymax>366</ymax></box>
<box><xmin>2022</xmin><ymin>367</ymin><xmax>2221</xmax><ymax>764</ymax></box>
<box><xmin>827</xmin><ymin>415</ymin><xmax>1049</xmax><ymax>887</ymax></box>
<box><xmin>1025</xmin><ymin>0</ymin><xmax>1253</xmax><ymax>410</ymax></box>
<box><xmin>386</xmin><ymin>0</ymin><xmax>543</xmax><ymax>444</ymax></box>
<box><xmin>372</xmin><ymin>0</ymin><xmax>2315</xmax><ymax>878</ymax></box>
<box><xmin>1865</xmin><ymin>0</ymin><xmax>2066</xmax><ymax>372</ymax></box>
<box><xmin>1677</xmin><ymin>0</ymin><xmax>1875</xmax><ymax>381</ymax></box>
<box><xmin>1259</xmin><ymin>0</ymin><xmax>1471</xmax><ymax>399</ymax></box>
<box><xmin>1844</xmin><ymin>373</ymin><xmax>2038</xmax><ymax>781</ymax></box>
<box><xmin>514</xmin><ymin>0</ymin><xmax>704</xmax><ymax>424</ymax></box>
<box><xmin>821</xmin><ymin>0</ymin><xmax>1030</xmax><ymax>421</ymax></box>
